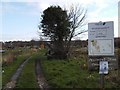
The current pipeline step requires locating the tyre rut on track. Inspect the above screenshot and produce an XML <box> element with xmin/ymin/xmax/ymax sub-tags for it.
<box><xmin>3</xmin><ymin>57</ymin><xmax>32</xmax><ymax>89</ymax></box>
<box><xmin>35</xmin><ymin>58</ymin><xmax>50</xmax><ymax>89</ymax></box>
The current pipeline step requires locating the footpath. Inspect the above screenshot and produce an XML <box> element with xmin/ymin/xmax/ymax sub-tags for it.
<box><xmin>35</xmin><ymin>58</ymin><xmax>50</xmax><ymax>89</ymax></box>
<box><xmin>3</xmin><ymin>57</ymin><xmax>31</xmax><ymax>89</ymax></box>
<box><xmin>3</xmin><ymin>55</ymin><xmax>49</xmax><ymax>89</ymax></box>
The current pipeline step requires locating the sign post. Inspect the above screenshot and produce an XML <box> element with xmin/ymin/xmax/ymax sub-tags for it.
<box><xmin>99</xmin><ymin>61</ymin><xmax>108</xmax><ymax>89</ymax></box>
<box><xmin>100</xmin><ymin>74</ymin><xmax>104</xmax><ymax>89</ymax></box>
<box><xmin>88</xmin><ymin>21</ymin><xmax>117</xmax><ymax>89</ymax></box>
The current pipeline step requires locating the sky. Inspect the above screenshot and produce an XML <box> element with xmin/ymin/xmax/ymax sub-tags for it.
<box><xmin>118</xmin><ymin>1</ymin><xmax>120</xmax><ymax>37</ymax></box>
<box><xmin>0</xmin><ymin>0</ymin><xmax>119</xmax><ymax>42</ymax></box>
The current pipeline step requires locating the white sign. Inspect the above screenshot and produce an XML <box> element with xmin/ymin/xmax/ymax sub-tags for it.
<box><xmin>88</xmin><ymin>21</ymin><xmax>114</xmax><ymax>56</ymax></box>
<box><xmin>99</xmin><ymin>61</ymin><xmax>108</xmax><ymax>74</ymax></box>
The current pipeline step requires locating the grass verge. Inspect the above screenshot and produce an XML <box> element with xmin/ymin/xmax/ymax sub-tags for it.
<box><xmin>41</xmin><ymin>58</ymin><xmax>119</xmax><ymax>88</ymax></box>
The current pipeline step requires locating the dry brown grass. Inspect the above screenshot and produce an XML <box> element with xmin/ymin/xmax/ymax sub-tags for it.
<box><xmin>70</xmin><ymin>47</ymin><xmax>87</xmax><ymax>59</ymax></box>
<box><xmin>3</xmin><ymin>53</ymin><xmax>16</xmax><ymax>64</ymax></box>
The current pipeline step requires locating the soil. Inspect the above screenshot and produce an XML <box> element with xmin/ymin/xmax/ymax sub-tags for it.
<box><xmin>35</xmin><ymin>59</ymin><xmax>50</xmax><ymax>89</ymax></box>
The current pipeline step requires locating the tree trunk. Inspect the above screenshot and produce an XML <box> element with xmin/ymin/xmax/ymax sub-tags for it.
<box><xmin>52</xmin><ymin>40</ymin><xmax>68</xmax><ymax>59</ymax></box>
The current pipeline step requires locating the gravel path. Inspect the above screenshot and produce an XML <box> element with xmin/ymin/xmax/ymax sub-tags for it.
<box><xmin>35</xmin><ymin>59</ymin><xmax>50</xmax><ymax>89</ymax></box>
<box><xmin>3</xmin><ymin>57</ymin><xmax>31</xmax><ymax>89</ymax></box>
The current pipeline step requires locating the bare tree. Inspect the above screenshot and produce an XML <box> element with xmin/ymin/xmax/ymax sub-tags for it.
<box><xmin>64</xmin><ymin>5</ymin><xmax>87</xmax><ymax>55</ymax></box>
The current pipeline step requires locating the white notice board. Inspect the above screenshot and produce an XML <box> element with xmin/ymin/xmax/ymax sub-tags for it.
<box><xmin>88</xmin><ymin>21</ymin><xmax>114</xmax><ymax>56</ymax></box>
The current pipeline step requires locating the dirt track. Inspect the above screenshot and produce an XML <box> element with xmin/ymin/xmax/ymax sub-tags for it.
<box><xmin>3</xmin><ymin>56</ymin><xmax>49</xmax><ymax>89</ymax></box>
<box><xmin>3</xmin><ymin>57</ymin><xmax>31</xmax><ymax>89</ymax></box>
<box><xmin>35</xmin><ymin>58</ymin><xmax>50</xmax><ymax>89</ymax></box>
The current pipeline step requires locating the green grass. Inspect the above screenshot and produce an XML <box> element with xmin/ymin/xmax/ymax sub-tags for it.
<box><xmin>2</xmin><ymin>55</ymin><xmax>29</xmax><ymax>87</ymax></box>
<box><xmin>2</xmin><ymin>48</ymin><xmax>119</xmax><ymax>88</ymax></box>
<box><xmin>2</xmin><ymin>48</ymin><xmax>44</xmax><ymax>88</ymax></box>
<box><xmin>15</xmin><ymin>53</ymin><xmax>40</xmax><ymax>88</ymax></box>
<box><xmin>2</xmin><ymin>48</ymin><xmax>37</xmax><ymax>87</ymax></box>
<box><xmin>41</xmin><ymin>57</ymin><xmax>118</xmax><ymax>88</ymax></box>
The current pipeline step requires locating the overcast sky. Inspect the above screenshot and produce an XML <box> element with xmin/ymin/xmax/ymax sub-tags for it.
<box><xmin>0</xmin><ymin>0</ymin><xmax>119</xmax><ymax>42</ymax></box>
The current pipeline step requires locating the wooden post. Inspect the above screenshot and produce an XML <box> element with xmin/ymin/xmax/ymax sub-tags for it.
<box><xmin>100</xmin><ymin>74</ymin><xmax>104</xmax><ymax>90</ymax></box>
